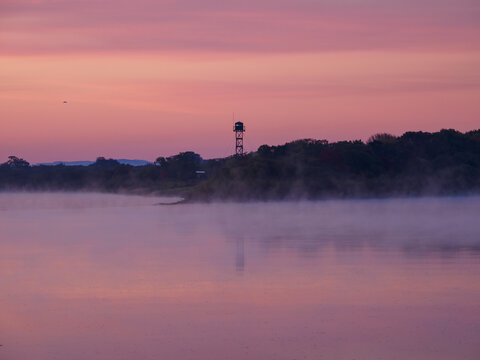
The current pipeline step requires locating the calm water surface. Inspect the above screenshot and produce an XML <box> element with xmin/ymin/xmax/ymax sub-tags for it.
<box><xmin>1</xmin><ymin>193</ymin><xmax>479</xmax><ymax>360</ymax></box>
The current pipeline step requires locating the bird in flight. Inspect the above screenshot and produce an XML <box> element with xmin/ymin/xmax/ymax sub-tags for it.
<box><xmin>63</xmin><ymin>101</ymin><xmax>68</xmax><ymax>103</ymax></box>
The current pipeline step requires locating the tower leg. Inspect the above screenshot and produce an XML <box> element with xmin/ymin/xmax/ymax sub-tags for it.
<box><xmin>235</xmin><ymin>131</ymin><xmax>244</xmax><ymax>155</ymax></box>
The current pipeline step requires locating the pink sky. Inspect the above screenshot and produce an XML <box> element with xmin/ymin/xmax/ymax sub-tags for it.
<box><xmin>1</xmin><ymin>0</ymin><xmax>479</xmax><ymax>162</ymax></box>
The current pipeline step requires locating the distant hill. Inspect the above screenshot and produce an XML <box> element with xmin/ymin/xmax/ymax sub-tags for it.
<box><xmin>36</xmin><ymin>159</ymin><xmax>152</xmax><ymax>167</ymax></box>
<box><xmin>36</xmin><ymin>161</ymin><xmax>94</xmax><ymax>166</ymax></box>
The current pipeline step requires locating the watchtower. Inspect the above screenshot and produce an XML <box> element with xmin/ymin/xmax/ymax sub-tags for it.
<box><xmin>233</xmin><ymin>121</ymin><xmax>245</xmax><ymax>155</ymax></box>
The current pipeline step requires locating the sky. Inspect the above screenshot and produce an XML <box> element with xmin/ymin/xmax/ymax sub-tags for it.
<box><xmin>1</xmin><ymin>0</ymin><xmax>479</xmax><ymax>162</ymax></box>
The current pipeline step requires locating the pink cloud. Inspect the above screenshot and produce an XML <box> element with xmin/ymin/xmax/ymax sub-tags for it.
<box><xmin>1</xmin><ymin>0</ymin><xmax>479</xmax><ymax>55</ymax></box>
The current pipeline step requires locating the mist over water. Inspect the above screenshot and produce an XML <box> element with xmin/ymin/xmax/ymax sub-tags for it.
<box><xmin>0</xmin><ymin>192</ymin><xmax>182</xmax><ymax>210</ymax></box>
<box><xmin>1</xmin><ymin>193</ymin><xmax>479</xmax><ymax>359</ymax></box>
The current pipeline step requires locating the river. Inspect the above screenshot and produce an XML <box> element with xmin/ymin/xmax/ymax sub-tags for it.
<box><xmin>1</xmin><ymin>193</ymin><xmax>479</xmax><ymax>359</ymax></box>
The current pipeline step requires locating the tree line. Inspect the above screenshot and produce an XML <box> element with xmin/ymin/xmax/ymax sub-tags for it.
<box><xmin>1</xmin><ymin>129</ymin><xmax>480</xmax><ymax>200</ymax></box>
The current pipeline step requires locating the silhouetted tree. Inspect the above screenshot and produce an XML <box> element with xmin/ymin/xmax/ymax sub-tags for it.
<box><xmin>89</xmin><ymin>157</ymin><xmax>120</xmax><ymax>168</ymax></box>
<box><xmin>161</xmin><ymin>152</ymin><xmax>202</xmax><ymax>179</ymax></box>
<box><xmin>154</xmin><ymin>157</ymin><xmax>167</xmax><ymax>167</ymax></box>
<box><xmin>367</xmin><ymin>133</ymin><xmax>398</xmax><ymax>144</ymax></box>
<box><xmin>3</xmin><ymin>156</ymin><xmax>30</xmax><ymax>168</ymax></box>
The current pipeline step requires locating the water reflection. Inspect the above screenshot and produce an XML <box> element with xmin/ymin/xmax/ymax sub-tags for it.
<box><xmin>235</xmin><ymin>237</ymin><xmax>245</xmax><ymax>273</ymax></box>
<box><xmin>208</xmin><ymin>197</ymin><xmax>480</xmax><ymax>260</ymax></box>
<box><xmin>0</xmin><ymin>193</ymin><xmax>479</xmax><ymax>360</ymax></box>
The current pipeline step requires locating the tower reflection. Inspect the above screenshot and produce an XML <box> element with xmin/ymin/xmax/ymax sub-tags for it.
<box><xmin>235</xmin><ymin>237</ymin><xmax>245</xmax><ymax>273</ymax></box>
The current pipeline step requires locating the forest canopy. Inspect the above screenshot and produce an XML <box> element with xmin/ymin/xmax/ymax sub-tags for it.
<box><xmin>1</xmin><ymin>129</ymin><xmax>480</xmax><ymax>201</ymax></box>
